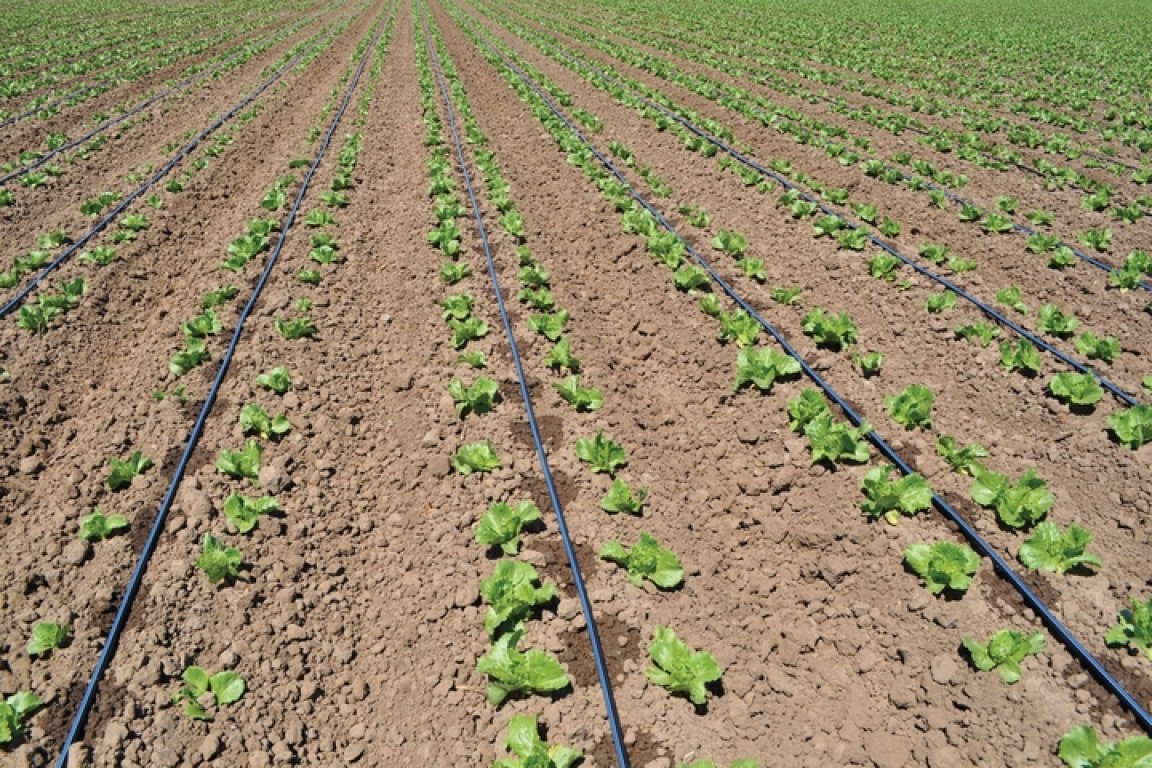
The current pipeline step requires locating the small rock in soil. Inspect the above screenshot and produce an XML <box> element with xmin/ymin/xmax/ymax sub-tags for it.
<box><xmin>930</xmin><ymin>654</ymin><xmax>960</xmax><ymax>685</ymax></box>
<box><xmin>63</xmin><ymin>539</ymin><xmax>90</xmax><ymax>566</ymax></box>
<box><xmin>864</xmin><ymin>730</ymin><xmax>912</xmax><ymax>768</ymax></box>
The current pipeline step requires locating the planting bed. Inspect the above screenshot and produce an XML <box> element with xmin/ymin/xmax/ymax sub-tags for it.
<box><xmin>1</xmin><ymin>0</ymin><xmax>1150</xmax><ymax>766</ymax></box>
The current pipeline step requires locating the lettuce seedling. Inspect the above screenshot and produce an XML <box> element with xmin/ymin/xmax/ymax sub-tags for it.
<box><xmin>458</xmin><ymin>351</ymin><xmax>487</xmax><ymax>369</ymax></box>
<box><xmin>1106</xmin><ymin>597</ymin><xmax>1152</xmax><ymax>660</ymax></box>
<box><xmin>647</xmin><ymin>626</ymin><xmax>723</xmax><ymax>706</ymax></box>
<box><xmin>736</xmin><ymin>257</ymin><xmax>766</xmax><ymax>281</ymax></box>
<box><xmin>995</xmin><ymin>286</ymin><xmax>1028</xmax><ymax>314</ymax></box>
<box><xmin>106</xmin><ymin>450</ymin><xmax>153</xmax><ymax>491</ymax></box>
<box><xmin>0</xmin><ymin>691</ymin><xmax>42</xmax><ymax>745</ymax></box>
<box><xmin>448</xmin><ymin>377</ymin><xmax>499</xmax><ymax>417</ymax></box>
<box><xmin>500</xmin><ymin>211</ymin><xmax>526</xmax><ymax>241</ymax></box>
<box><xmin>545</xmin><ymin>337</ymin><xmax>580</xmax><ymax>373</ymax></box>
<box><xmin>835</xmin><ymin>228</ymin><xmax>868</xmax><ymax>251</ymax></box>
<box><xmin>860</xmin><ymin>465</ymin><xmax>933</xmax><ymax>524</ymax></box>
<box><xmin>1048</xmin><ymin>247</ymin><xmax>1078</xmax><ymax>269</ymax></box>
<box><xmin>602</xmin><ymin>533</ymin><xmax>683</xmax><ymax>589</ymax></box>
<box><xmin>971</xmin><ymin>468</ymin><xmax>1053</xmax><ymax>529</ymax></box>
<box><xmin>904</xmin><ymin>541</ymin><xmax>980</xmax><ymax>595</ymax></box>
<box><xmin>924</xmin><ymin>290</ymin><xmax>957</xmax><ymax>314</ymax></box>
<box><xmin>868</xmin><ymin>253</ymin><xmax>901</xmax><ymax>280</ymax></box>
<box><xmin>27</xmin><ymin>622</ymin><xmax>70</xmax><ymax>657</ymax></box>
<box><xmin>958</xmin><ymin>204</ymin><xmax>982</xmax><ymax>222</ymax></box>
<box><xmin>711</xmin><ymin>230</ymin><xmax>746</xmax><ymax>258</ymax></box>
<box><xmin>575</xmin><ymin>431</ymin><xmax>627</xmax><ymax>475</ymax></box>
<box><xmin>239</xmin><ymin>404</ymin><xmax>292</xmax><ymax>440</ymax></box>
<box><xmin>223</xmin><ymin>492</ymin><xmax>279</xmax><ymax>534</ymax></box>
<box><xmin>18</xmin><ymin>305</ymin><xmax>49</xmax><ymax>334</ymax></box>
<box><xmin>853</xmin><ymin>351</ymin><xmax>884</xmax><ymax>377</ymax></box>
<box><xmin>297</xmin><ymin>269</ymin><xmax>321</xmax><ymax>285</ymax></box>
<box><xmin>852</xmin><ymin>202</ymin><xmax>879</xmax><ymax>224</ymax></box>
<box><xmin>600</xmin><ymin>477</ymin><xmax>648</xmax><ymax>515</ymax></box>
<box><xmin>321</xmin><ymin>191</ymin><xmax>349</xmax><ymax>208</ymax></box>
<box><xmin>171</xmin><ymin>666</ymin><xmax>245</xmax><ymax>721</ymax></box>
<box><xmin>428</xmin><ymin>220</ymin><xmax>462</xmax><ymax>256</ymax></box>
<box><xmin>181</xmin><ymin>308</ymin><xmax>222</xmax><ymax>339</ymax></box>
<box><xmin>79</xmin><ymin>508</ymin><xmax>128</xmax><ymax>541</ymax></box>
<box><xmin>919</xmin><ymin>243</ymin><xmax>950</xmax><ymax>265</ymax></box>
<box><xmin>886</xmin><ymin>384</ymin><xmax>933</xmax><ymax>429</ymax></box>
<box><xmin>716</xmin><ymin>310</ymin><xmax>759</xmax><ymax>348</ymax></box>
<box><xmin>672</xmin><ymin>264</ymin><xmax>710</xmax><ymax>293</ymax></box>
<box><xmin>787</xmin><ymin>390</ymin><xmax>830</xmax><ymax>432</ymax></box>
<box><xmin>771</xmin><ymin>285</ymin><xmax>803</xmax><ymax>306</ymax></box>
<box><xmin>1078</xmin><ymin>228</ymin><xmax>1112</xmax><ymax>252</ymax></box>
<box><xmin>1074</xmin><ymin>332</ymin><xmax>1120</xmax><ymax>364</ymax></box>
<box><xmin>802</xmin><ymin>308</ymin><xmax>858</xmax><ymax>350</ymax></box>
<box><xmin>733</xmin><ymin>347</ymin><xmax>800</xmax><ymax>393</ymax></box>
<box><xmin>812</xmin><ymin>214</ymin><xmax>843</xmax><ymax>237</ymax></box>
<box><xmin>453</xmin><ymin>441</ymin><xmax>501</xmax><ymax>475</ymax></box>
<box><xmin>1049</xmin><ymin>372</ymin><xmax>1104</xmax><ymax>407</ymax></box>
<box><xmin>647</xmin><ymin>231</ymin><xmax>685</xmax><ymax>268</ymax></box>
<box><xmin>1000</xmin><ymin>339</ymin><xmax>1042</xmax><ymax>375</ymax></box>
<box><xmin>196</xmin><ymin>534</ymin><xmax>242</xmax><ymax>584</ymax></box>
<box><xmin>935</xmin><ymin>436</ymin><xmax>988</xmax><ymax>476</ymax></box>
<box><xmin>475</xmin><ymin>501</ymin><xmax>541</xmax><ymax>555</ymax></box>
<box><xmin>678</xmin><ymin>205</ymin><xmax>711</xmax><ymax>228</ymax></box>
<box><xmin>947</xmin><ymin>256</ymin><xmax>978</xmax><ymax>273</ymax></box>
<box><xmin>1037</xmin><ymin>304</ymin><xmax>1080</xmax><ymax>337</ymax></box>
<box><xmin>481</xmin><ymin>560</ymin><xmax>557</xmax><ymax>637</ymax></box>
<box><xmin>1018</xmin><ymin>521</ymin><xmax>1101</xmax><ymax>574</ymax></box>
<box><xmin>1109</xmin><ymin>405</ymin><xmax>1152</xmax><ymax>449</ymax></box>
<box><xmin>1027</xmin><ymin>233</ymin><xmax>1062</xmax><ymax>253</ymax></box>
<box><xmin>440</xmin><ymin>262</ymin><xmax>471</xmax><ymax>284</ymax></box>
<box><xmin>476</xmin><ymin>630</ymin><xmax>569</xmax><ymax>707</ymax></box>
<box><xmin>274</xmin><ymin>315</ymin><xmax>317</xmax><ymax>340</ymax></box>
<box><xmin>256</xmin><ymin>366</ymin><xmax>292</xmax><ymax>395</ymax></box>
<box><xmin>527</xmin><ymin>310</ymin><xmax>569</xmax><ymax>341</ymax></box>
<box><xmin>216</xmin><ymin>440</ymin><xmax>261</xmax><ymax>483</ymax></box>
<box><xmin>201</xmin><ymin>285</ymin><xmax>239</xmax><ymax>309</ymax></box>
<box><xmin>699</xmin><ymin>295</ymin><xmax>723</xmax><ymax>318</ymax></box>
<box><xmin>961</xmin><ymin>629</ymin><xmax>1045</xmax><ymax>683</ymax></box>
<box><xmin>449</xmin><ymin>316</ymin><xmax>488</xmax><ymax>349</ymax></box>
<box><xmin>554</xmin><ymin>375</ymin><xmax>603</xmax><ymax>412</ymax></box>
<box><xmin>304</xmin><ymin>211</ymin><xmax>336</xmax><ymax>227</ymax></box>
<box><xmin>310</xmin><ymin>245</ymin><xmax>341</xmax><ymax>264</ymax></box>
<box><xmin>519</xmin><ymin>287</ymin><xmax>554</xmax><ymax>311</ymax></box>
<box><xmin>492</xmin><ymin>714</ymin><xmax>581</xmax><ymax>768</ymax></box>
<box><xmin>1057</xmin><ymin>725</ymin><xmax>1152</xmax><ymax>768</ymax></box>
<box><xmin>981</xmin><ymin>212</ymin><xmax>1015</xmax><ymax>234</ymax></box>
<box><xmin>440</xmin><ymin>293</ymin><xmax>474</xmax><ymax>321</ymax></box>
<box><xmin>955</xmin><ymin>322</ymin><xmax>1000</xmax><ymax>347</ymax></box>
<box><xmin>78</xmin><ymin>245</ymin><xmax>117</xmax><ymax>266</ymax></box>
<box><xmin>803</xmin><ymin>412</ymin><xmax>872</xmax><ymax>465</ymax></box>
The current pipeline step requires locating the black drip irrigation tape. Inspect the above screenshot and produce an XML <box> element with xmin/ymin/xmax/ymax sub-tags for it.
<box><xmin>475</xmin><ymin>31</ymin><xmax>1152</xmax><ymax>738</ymax></box>
<box><xmin>423</xmin><ymin>15</ymin><xmax>632</xmax><ymax>768</ymax></box>
<box><xmin>0</xmin><ymin>31</ymin><xmax>332</xmax><ymax>320</ymax></box>
<box><xmin>511</xmin><ymin>21</ymin><xmax>1152</xmax><ymax>294</ymax></box>
<box><xmin>51</xmin><ymin>9</ymin><xmax>390</xmax><ymax>764</ymax></box>
<box><xmin>475</xmin><ymin>25</ymin><xmax>1148</xmax><ymax>407</ymax></box>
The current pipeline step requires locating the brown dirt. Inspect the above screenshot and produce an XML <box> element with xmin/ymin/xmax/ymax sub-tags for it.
<box><xmin>2</xmin><ymin>0</ymin><xmax>1150</xmax><ymax>767</ymax></box>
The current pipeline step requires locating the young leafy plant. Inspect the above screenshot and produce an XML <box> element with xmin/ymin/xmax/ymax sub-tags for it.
<box><xmin>925</xmin><ymin>290</ymin><xmax>958</xmax><ymax>313</ymax></box>
<box><xmin>1074</xmin><ymin>333</ymin><xmax>1120</xmax><ymax>364</ymax></box>
<box><xmin>955</xmin><ymin>322</ymin><xmax>1001</xmax><ymax>347</ymax></box>
<box><xmin>1108</xmin><ymin>405</ymin><xmax>1152</xmax><ymax>449</ymax></box>
<box><xmin>0</xmin><ymin>691</ymin><xmax>42</xmax><ymax>745</ymax></box>
<box><xmin>868</xmin><ymin>253</ymin><xmax>901</xmax><ymax>280</ymax></box>
<box><xmin>447</xmin><ymin>377</ymin><xmax>500</xmax><ymax>417</ymax></box>
<box><xmin>492</xmin><ymin>715</ymin><xmax>581</xmax><ymax>768</ymax></box>
<box><xmin>545</xmin><ymin>337</ymin><xmax>581</xmax><ymax>373</ymax></box>
<box><xmin>1105</xmin><ymin>597</ymin><xmax>1152</xmax><ymax>660</ymax></box>
<box><xmin>904</xmin><ymin>540</ymin><xmax>980</xmax><ymax>595</ymax></box>
<box><xmin>169</xmin><ymin>338</ymin><xmax>209</xmax><ymax>376</ymax></box>
<box><xmin>601</xmin><ymin>532</ymin><xmax>683</xmax><ymax>589</ymax></box>
<box><xmin>853</xmin><ymin>351</ymin><xmax>884</xmax><ymax>377</ymax></box>
<box><xmin>600</xmin><ymin>477</ymin><xmax>648</xmax><ymax>515</ymax></box>
<box><xmin>79</xmin><ymin>508</ymin><xmax>129</xmax><ymax>541</ymax></box>
<box><xmin>216</xmin><ymin>440</ymin><xmax>261</xmax><ymax>483</ymax></box>
<box><xmin>27</xmin><ymin>622</ymin><xmax>70</xmax><ymax>657</ymax></box>
<box><xmin>553</xmin><ymin>375</ymin><xmax>603</xmax><ymax>412</ymax></box>
<box><xmin>256</xmin><ymin>366</ymin><xmax>291</xmax><ymax>395</ymax></box>
<box><xmin>452</xmin><ymin>441</ymin><xmax>501</xmax><ymax>475</ymax></box>
<box><xmin>526</xmin><ymin>310</ymin><xmax>569</xmax><ymax>341</ymax></box>
<box><xmin>201</xmin><ymin>285</ymin><xmax>239</xmax><ymax>309</ymax></box>
<box><xmin>171</xmin><ymin>666</ymin><xmax>246</xmax><ymax>721</ymax></box>
<box><xmin>961</xmin><ymin>629</ymin><xmax>1045</xmax><ymax>683</ymax></box>
<box><xmin>885</xmin><ymin>384</ymin><xmax>933</xmax><ymax>430</ymax></box>
<box><xmin>711</xmin><ymin>230</ymin><xmax>746</xmax><ymax>258</ymax></box>
<box><xmin>771</xmin><ymin>285</ymin><xmax>803</xmax><ymax>305</ymax></box>
<box><xmin>481</xmin><ymin>560</ymin><xmax>557</xmax><ymax>637</ymax></box>
<box><xmin>222</xmin><ymin>493</ymin><xmax>279</xmax><ymax>534</ymax></box>
<box><xmin>935</xmin><ymin>436</ymin><xmax>988</xmax><ymax>476</ymax></box>
<box><xmin>801</xmin><ymin>308</ymin><xmax>858</xmax><ymax>350</ymax></box>
<box><xmin>1037</xmin><ymin>304</ymin><xmax>1080</xmax><ymax>337</ymax></box>
<box><xmin>1000</xmin><ymin>339</ymin><xmax>1043</xmax><ymax>375</ymax></box>
<box><xmin>448</xmin><ymin>317</ymin><xmax>488</xmax><ymax>349</ymax></box>
<box><xmin>1018</xmin><ymin>521</ymin><xmax>1102</xmax><ymax>574</ymax></box>
<box><xmin>106</xmin><ymin>451</ymin><xmax>153</xmax><ymax>491</ymax></box>
<box><xmin>475</xmin><ymin>501</ymin><xmax>541</xmax><ymax>555</ymax></box>
<box><xmin>647</xmin><ymin>626</ymin><xmax>723</xmax><ymax>707</ymax></box>
<box><xmin>1057</xmin><ymin>725</ymin><xmax>1152</xmax><ymax>768</ymax></box>
<box><xmin>476</xmin><ymin>629</ymin><xmax>569</xmax><ymax>707</ymax></box>
<box><xmin>458</xmin><ymin>350</ymin><xmax>487</xmax><ymax>369</ymax></box>
<box><xmin>716</xmin><ymin>310</ymin><xmax>760</xmax><ymax>348</ymax></box>
<box><xmin>733</xmin><ymin>347</ymin><xmax>800</xmax><ymax>393</ymax></box>
<box><xmin>274</xmin><ymin>315</ymin><xmax>317</xmax><ymax>340</ymax></box>
<box><xmin>239</xmin><ymin>404</ymin><xmax>292</xmax><ymax>440</ymax></box>
<box><xmin>575</xmin><ymin>431</ymin><xmax>627</xmax><ymax>475</ymax></box>
<box><xmin>196</xmin><ymin>534</ymin><xmax>243</xmax><ymax>584</ymax></box>
<box><xmin>859</xmin><ymin>465</ymin><xmax>933</xmax><ymax>525</ymax></box>
<box><xmin>970</xmin><ymin>468</ymin><xmax>1053</xmax><ymax>529</ymax></box>
<box><xmin>672</xmin><ymin>264</ymin><xmax>710</xmax><ymax>293</ymax></box>
<box><xmin>1049</xmin><ymin>372</ymin><xmax>1104</xmax><ymax>408</ymax></box>
<box><xmin>440</xmin><ymin>261</ymin><xmax>471</xmax><ymax>284</ymax></box>
<box><xmin>995</xmin><ymin>286</ymin><xmax>1028</xmax><ymax>314</ymax></box>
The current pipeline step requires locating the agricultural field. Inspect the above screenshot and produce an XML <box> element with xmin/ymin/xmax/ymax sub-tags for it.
<box><xmin>1</xmin><ymin>0</ymin><xmax>1151</xmax><ymax>765</ymax></box>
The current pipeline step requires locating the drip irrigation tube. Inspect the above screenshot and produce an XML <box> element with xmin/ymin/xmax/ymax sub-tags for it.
<box><xmin>0</xmin><ymin>32</ymin><xmax>331</xmax><ymax>320</ymax></box>
<box><xmin>477</xmin><ymin>33</ymin><xmax>1152</xmax><ymax>737</ymax></box>
<box><xmin>474</xmin><ymin>27</ymin><xmax>1147</xmax><ymax>406</ymax></box>
<box><xmin>52</xmin><ymin>10</ymin><xmax>389</xmax><ymax>764</ymax></box>
<box><xmin>511</xmin><ymin>26</ymin><xmax>1152</xmax><ymax>294</ymax></box>
<box><xmin>423</xmin><ymin>17</ymin><xmax>631</xmax><ymax>768</ymax></box>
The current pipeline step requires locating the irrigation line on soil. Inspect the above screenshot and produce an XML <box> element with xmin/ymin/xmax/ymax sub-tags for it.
<box><xmin>52</xmin><ymin>8</ymin><xmax>391</xmax><ymax>763</ymax></box>
<box><xmin>513</xmin><ymin>15</ymin><xmax>1152</xmax><ymax>291</ymax></box>
<box><xmin>0</xmin><ymin>27</ymin><xmax>336</xmax><ymax>320</ymax></box>
<box><xmin>424</xmin><ymin>15</ymin><xmax>632</xmax><ymax>768</ymax></box>
<box><xmin>476</xmin><ymin>31</ymin><xmax>1152</xmax><ymax>738</ymax></box>
<box><xmin>507</xmin><ymin>34</ymin><xmax>1149</xmax><ymax>405</ymax></box>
